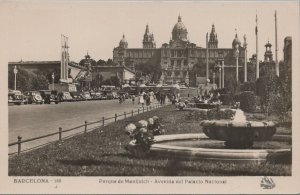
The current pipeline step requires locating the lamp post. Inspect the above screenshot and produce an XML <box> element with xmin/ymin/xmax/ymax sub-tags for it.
<box><xmin>52</xmin><ymin>72</ymin><xmax>55</xmax><ymax>90</ymax></box>
<box><xmin>243</xmin><ymin>34</ymin><xmax>248</xmax><ymax>82</ymax></box>
<box><xmin>13</xmin><ymin>65</ymin><xmax>18</xmax><ymax>90</ymax></box>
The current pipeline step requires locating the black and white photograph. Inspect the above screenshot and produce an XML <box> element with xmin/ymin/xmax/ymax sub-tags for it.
<box><xmin>0</xmin><ymin>1</ymin><xmax>299</xmax><ymax>194</ymax></box>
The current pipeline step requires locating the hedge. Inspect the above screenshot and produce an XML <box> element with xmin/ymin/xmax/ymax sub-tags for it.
<box><xmin>239</xmin><ymin>91</ymin><xmax>256</xmax><ymax>112</ymax></box>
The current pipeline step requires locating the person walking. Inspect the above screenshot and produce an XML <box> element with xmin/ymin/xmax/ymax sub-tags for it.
<box><xmin>139</xmin><ymin>90</ymin><xmax>145</xmax><ymax>107</ymax></box>
<box><xmin>148</xmin><ymin>89</ymin><xmax>154</xmax><ymax>105</ymax></box>
<box><xmin>131</xmin><ymin>95</ymin><xmax>135</xmax><ymax>105</ymax></box>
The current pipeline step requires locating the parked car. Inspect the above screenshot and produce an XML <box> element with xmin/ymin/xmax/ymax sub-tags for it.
<box><xmin>81</xmin><ymin>91</ymin><xmax>92</xmax><ymax>101</ymax></box>
<box><xmin>98</xmin><ymin>91</ymin><xmax>107</xmax><ymax>100</ymax></box>
<box><xmin>58</xmin><ymin>91</ymin><xmax>74</xmax><ymax>102</ymax></box>
<box><xmin>90</xmin><ymin>91</ymin><xmax>103</xmax><ymax>100</ymax></box>
<box><xmin>40</xmin><ymin>90</ymin><xmax>59</xmax><ymax>104</ymax></box>
<box><xmin>103</xmin><ymin>91</ymin><xmax>114</xmax><ymax>100</ymax></box>
<box><xmin>8</xmin><ymin>90</ymin><xmax>26</xmax><ymax>105</ymax></box>
<box><xmin>70</xmin><ymin>91</ymin><xmax>83</xmax><ymax>101</ymax></box>
<box><xmin>24</xmin><ymin>91</ymin><xmax>44</xmax><ymax>104</ymax></box>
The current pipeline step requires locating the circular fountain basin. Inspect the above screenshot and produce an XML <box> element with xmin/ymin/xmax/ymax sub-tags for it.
<box><xmin>147</xmin><ymin>134</ymin><xmax>290</xmax><ymax>163</ymax></box>
<box><xmin>201</xmin><ymin>120</ymin><xmax>277</xmax><ymax>148</ymax></box>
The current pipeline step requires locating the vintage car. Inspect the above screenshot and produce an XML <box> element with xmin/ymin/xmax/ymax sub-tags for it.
<box><xmin>70</xmin><ymin>91</ymin><xmax>83</xmax><ymax>101</ymax></box>
<box><xmin>103</xmin><ymin>91</ymin><xmax>114</xmax><ymax>100</ymax></box>
<box><xmin>8</xmin><ymin>90</ymin><xmax>26</xmax><ymax>105</ymax></box>
<box><xmin>40</xmin><ymin>90</ymin><xmax>59</xmax><ymax>104</ymax></box>
<box><xmin>90</xmin><ymin>91</ymin><xmax>104</xmax><ymax>100</ymax></box>
<box><xmin>24</xmin><ymin>91</ymin><xmax>44</xmax><ymax>104</ymax></box>
<box><xmin>81</xmin><ymin>91</ymin><xmax>92</xmax><ymax>101</ymax></box>
<box><xmin>58</xmin><ymin>91</ymin><xmax>74</xmax><ymax>102</ymax></box>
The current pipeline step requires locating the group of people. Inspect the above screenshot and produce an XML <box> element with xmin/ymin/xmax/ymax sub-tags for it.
<box><xmin>137</xmin><ymin>89</ymin><xmax>155</xmax><ymax>107</ymax></box>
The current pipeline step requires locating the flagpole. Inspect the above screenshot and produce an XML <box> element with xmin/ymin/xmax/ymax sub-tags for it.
<box><xmin>275</xmin><ymin>10</ymin><xmax>279</xmax><ymax>76</ymax></box>
<box><xmin>256</xmin><ymin>13</ymin><xmax>259</xmax><ymax>79</ymax></box>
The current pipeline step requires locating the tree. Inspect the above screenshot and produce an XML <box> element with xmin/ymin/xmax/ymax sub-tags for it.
<box><xmin>256</xmin><ymin>74</ymin><xmax>280</xmax><ymax>116</ymax></box>
<box><xmin>224</xmin><ymin>73</ymin><xmax>240</xmax><ymax>95</ymax></box>
<box><xmin>8</xmin><ymin>67</ymin><xmax>32</xmax><ymax>91</ymax></box>
<box><xmin>135</xmin><ymin>61</ymin><xmax>161</xmax><ymax>83</ymax></box>
<box><xmin>97</xmin><ymin>59</ymin><xmax>107</xmax><ymax>66</ymax></box>
<box><xmin>31</xmin><ymin>74</ymin><xmax>49</xmax><ymax>90</ymax></box>
<box><xmin>91</xmin><ymin>72</ymin><xmax>103</xmax><ymax>89</ymax></box>
<box><xmin>8</xmin><ymin>67</ymin><xmax>49</xmax><ymax>91</ymax></box>
<box><xmin>102</xmin><ymin>76</ymin><xmax>121</xmax><ymax>87</ymax></box>
<box><xmin>106</xmin><ymin>59</ymin><xmax>115</xmax><ymax>66</ymax></box>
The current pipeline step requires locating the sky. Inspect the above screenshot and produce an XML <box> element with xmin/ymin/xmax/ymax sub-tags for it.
<box><xmin>0</xmin><ymin>1</ymin><xmax>299</xmax><ymax>63</ymax></box>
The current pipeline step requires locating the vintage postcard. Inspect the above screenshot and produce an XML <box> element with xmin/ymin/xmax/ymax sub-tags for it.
<box><xmin>0</xmin><ymin>1</ymin><xmax>299</xmax><ymax>194</ymax></box>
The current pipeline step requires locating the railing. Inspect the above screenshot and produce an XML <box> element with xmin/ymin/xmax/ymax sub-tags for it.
<box><xmin>8</xmin><ymin>104</ymin><xmax>163</xmax><ymax>155</ymax></box>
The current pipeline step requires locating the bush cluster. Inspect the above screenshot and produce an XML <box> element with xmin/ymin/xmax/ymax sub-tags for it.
<box><xmin>239</xmin><ymin>91</ymin><xmax>256</xmax><ymax>112</ymax></box>
<box><xmin>220</xmin><ymin>94</ymin><xmax>234</xmax><ymax>106</ymax></box>
<box><xmin>240</xmin><ymin>82</ymin><xmax>256</xmax><ymax>92</ymax></box>
<box><xmin>185</xmin><ymin>108</ymin><xmax>235</xmax><ymax>121</ymax></box>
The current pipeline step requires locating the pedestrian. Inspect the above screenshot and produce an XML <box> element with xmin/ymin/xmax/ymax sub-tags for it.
<box><xmin>139</xmin><ymin>90</ymin><xmax>145</xmax><ymax>107</ymax></box>
<box><xmin>148</xmin><ymin>89</ymin><xmax>154</xmax><ymax>105</ymax></box>
<box><xmin>122</xmin><ymin>94</ymin><xmax>125</xmax><ymax>102</ymax></box>
<box><xmin>131</xmin><ymin>95</ymin><xmax>135</xmax><ymax>105</ymax></box>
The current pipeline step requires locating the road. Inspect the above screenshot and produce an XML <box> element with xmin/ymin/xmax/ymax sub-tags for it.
<box><xmin>9</xmin><ymin>99</ymin><xmax>163</xmax><ymax>154</ymax></box>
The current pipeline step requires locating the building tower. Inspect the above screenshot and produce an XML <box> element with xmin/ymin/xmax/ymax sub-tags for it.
<box><xmin>264</xmin><ymin>41</ymin><xmax>273</xmax><ymax>62</ymax></box>
<box><xmin>232</xmin><ymin>32</ymin><xmax>241</xmax><ymax>81</ymax></box>
<box><xmin>143</xmin><ymin>24</ymin><xmax>156</xmax><ymax>48</ymax></box>
<box><xmin>119</xmin><ymin>34</ymin><xmax>128</xmax><ymax>49</ymax></box>
<box><xmin>208</xmin><ymin>24</ymin><xmax>218</xmax><ymax>48</ymax></box>
<box><xmin>60</xmin><ymin>34</ymin><xmax>69</xmax><ymax>83</ymax></box>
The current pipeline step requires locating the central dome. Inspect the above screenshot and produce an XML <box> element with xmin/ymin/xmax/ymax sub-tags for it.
<box><xmin>172</xmin><ymin>15</ymin><xmax>188</xmax><ymax>42</ymax></box>
<box><xmin>173</xmin><ymin>15</ymin><xmax>187</xmax><ymax>31</ymax></box>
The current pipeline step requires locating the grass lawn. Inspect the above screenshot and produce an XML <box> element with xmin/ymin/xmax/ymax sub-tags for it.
<box><xmin>9</xmin><ymin>105</ymin><xmax>291</xmax><ymax>176</ymax></box>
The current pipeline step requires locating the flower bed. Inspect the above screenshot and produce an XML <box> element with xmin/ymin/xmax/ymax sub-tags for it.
<box><xmin>124</xmin><ymin>116</ymin><xmax>165</xmax><ymax>157</ymax></box>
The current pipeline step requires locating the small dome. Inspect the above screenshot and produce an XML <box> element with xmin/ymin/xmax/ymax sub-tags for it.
<box><xmin>119</xmin><ymin>34</ymin><xmax>128</xmax><ymax>48</ymax></box>
<box><xmin>265</xmin><ymin>41</ymin><xmax>272</xmax><ymax>47</ymax></box>
<box><xmin>232</xmin><ymin>33</ymin><xmax>241</xmax><ymax>48</ymax></box>
<box><xmin>119</xmin><ymin>34</ymin><xmax>127</xmax><ymax>44</ymax></box>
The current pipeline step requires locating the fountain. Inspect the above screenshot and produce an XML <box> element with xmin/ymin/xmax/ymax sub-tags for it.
<box><xmin>126</xmin><ymin>110</ymin><xmax>291</xmax><ymax>163</ymax></box>
<box><xmin>201</xmin><ymin>109</ymin><xmax>277</xmax><ymax>148</ymax></box>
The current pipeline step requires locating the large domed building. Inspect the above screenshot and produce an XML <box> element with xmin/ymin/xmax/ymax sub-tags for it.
<box><xmin>113</xmin><ymin>15</ymin><xmax>247</xmax><ymax>86</ymax></box>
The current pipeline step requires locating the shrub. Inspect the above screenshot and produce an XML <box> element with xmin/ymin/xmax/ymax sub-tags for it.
<box><xmin>239</xmin><ymin>91</ymin><xmax>256</xmax><ymax>112</ymax></box>
<box><xmin>240</xmin><ymin>82</ymin><xmax>256</xmax><ymax>92</ymax></box>
<box><xmin>220</xmin><ymin>94</ymin><xmax>234</xmax><ymax>106</ymax></box>
<box><xmin>213</xmin><ymin>88</ymin><xmax>228</xmax><ymax>95</ymax></box>
<box><xmin>207</xmin><ymin>108</ymin><xmax>235</xmax><ymax>120</ymax></box>
<box><xmin>186</xmin><ymin>109</ymin><xmax>235</xmax><ymax>121</ymax></box>
<box><xmin>185</xmin><ymin>110</ymin><xmax>208</xmax><ymax>121</ymax></box>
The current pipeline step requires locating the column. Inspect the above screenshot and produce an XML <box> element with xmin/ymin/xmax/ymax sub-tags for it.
<box><xmin>244</xmin><ymin>48</ymin><xmax>247</xmax><ymax>82</ymax></box>
<box><xmin>222</xmin><ymin>60</ymin><xmax>225</xmax><ymax>88</ymax></box>
<box><xmin>236</xmin><ymin>56</ymin><xmax>239</xmax><ymax>82</ymax></box>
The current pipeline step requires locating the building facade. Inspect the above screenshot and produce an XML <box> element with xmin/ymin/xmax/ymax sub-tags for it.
<box><xmin>113</xmin><ymin>15</ymin><xmax>247</xmax><ymax>87</ymax></box>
